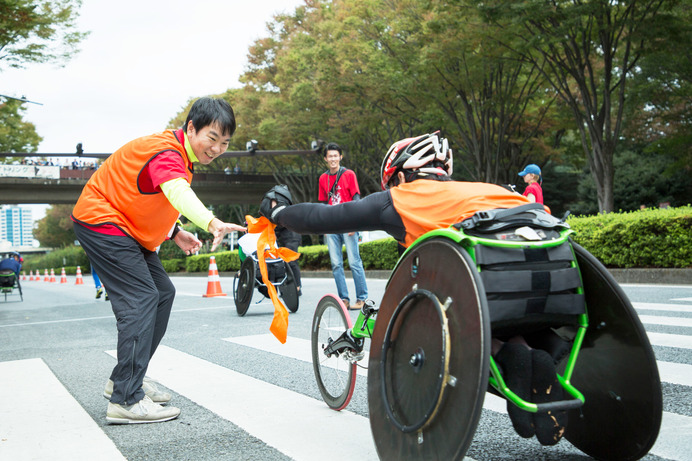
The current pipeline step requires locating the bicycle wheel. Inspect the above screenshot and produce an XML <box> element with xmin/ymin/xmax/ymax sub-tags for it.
<box><xmin>234</xmin><ymin>257</ymin><xmax>255</xmax><ymax>316</ymax></box>
<box><xmin>311</xmin><ymin>294</ymin><xmax>357</xmax><ymax>410</ymax></box>
<box><xmin>280</xmin><ymin>263</ymin><xmax>299</xmax><ymax>313</ymax></box>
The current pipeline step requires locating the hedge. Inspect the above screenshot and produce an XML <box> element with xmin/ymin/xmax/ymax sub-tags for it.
<box><xmin>21</xmin><ymin>206</ymin><xmax>690</xmax><ymax>275</ymax></box>
<box><xmin>567</xmin><ymin>206</ymin><xmax>692</xmax><ymax>268</ymax></box>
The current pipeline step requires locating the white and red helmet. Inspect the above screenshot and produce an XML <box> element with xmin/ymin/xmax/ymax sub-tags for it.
<box><xmin>380</xmin><ymin>131</ymin><xmax>453</xmax><ymax>190</ymax></box>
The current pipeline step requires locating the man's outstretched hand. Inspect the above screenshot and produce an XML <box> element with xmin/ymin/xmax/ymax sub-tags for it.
<box><xmin>208</xmin><ymin>218</ymin><xmax>247</xmax><ymax>251</ymax></box>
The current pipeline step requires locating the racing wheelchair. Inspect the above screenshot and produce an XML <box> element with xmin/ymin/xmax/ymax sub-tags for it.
<box><xmin>311</xmin><ymin>203</ymin><xmax>662</xmax><ymax>461</ymax></box>
<box><xmin>0</xmin><ymin>270</ymin><xmax>23</xmax><ymax>302</ymax></box>
<box><xmin>233</xmin><ymin>233</ymin><xmax>299</xmax><ymax>316</ymax></box>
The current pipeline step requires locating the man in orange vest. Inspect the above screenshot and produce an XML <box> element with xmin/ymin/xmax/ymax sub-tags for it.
<box><xmin>261</xmin><ymin>132</ymin><xmax>566</xmax><ymax>446</ymax></box>
<box><xmin>72</xmin><ymin>97</ymin><xmax>246</xmax><ymax>424</ymax></box>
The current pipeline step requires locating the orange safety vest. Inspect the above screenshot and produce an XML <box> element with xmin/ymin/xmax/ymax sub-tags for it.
<box><xmin>72</xmin><ymin>130</ymin><xmax>193</xmax><ymax>251</ymax></box>
<box><xmin>390</xmin><ymin>180</ymin><xmax>538</xmax><ymax>247</ymax></box>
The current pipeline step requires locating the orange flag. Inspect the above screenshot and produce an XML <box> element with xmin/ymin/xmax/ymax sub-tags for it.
<box><xmin>246</xmin><ymin>215</ymin><xmax>300</xmax><ymax>343</ymax></box>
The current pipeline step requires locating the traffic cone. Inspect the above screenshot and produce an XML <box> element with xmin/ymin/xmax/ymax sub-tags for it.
<box><xmin>75</xmin><ymin>266</ymin><xmax>84</xmax><ymax>285</ymax></box>
<box><xmin>29</xmin><ymin>270</ymin><xmax>34</xmax><ymax>281</ymax></box>
<box><xmin>44</xmin><ymin>269</ymin><xmax>49</xmax><ymax>282</ymax></box>
<box><xmin>202</xmin><ymin>256</ymin><xmax>226</xmax><ymax>297</ymax></box>
<box><xmin>21</xmin><ymin>271</ymin><xmax>26</xmax><ymax>281</ymax></box>
<box><xmin>60</xmin><ymin>267</ymin><xmax>68</xmax><ymax>284</ymax></box>
<box><xmin>49</xmin><ymin>268</ymin><xmax>56</xmax><ymax>283</ymax></box>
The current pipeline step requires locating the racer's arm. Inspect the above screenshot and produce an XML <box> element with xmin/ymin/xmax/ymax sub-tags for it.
<box><xmin>273</xmin><ymin>190</ymin><xmax>406</xmax><ymax>242</ymax></box>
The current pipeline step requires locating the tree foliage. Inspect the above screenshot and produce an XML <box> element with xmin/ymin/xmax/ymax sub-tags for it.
<box><xmin>0</xmin><ymin>98</ymin><xmax>42</xmax><ymax>155</ymax></box>
<box><xmin>0</xmin><ymin>0</ymin><xmax>88</xmax><ymax>69</ymax></box>
<box><xmin>33</xmin><ymin>204</ymin><xmax>76</xmax><ymax>248</ymax></box>
<box><xmin>472</xmin><ymin>0</ymin><xmax>687</xmax><ymax>212</ymax></box>
<box><xmin>167</xmin><ymin>0</ymin><xmax>690</xmax><ymax>215</ymax></box>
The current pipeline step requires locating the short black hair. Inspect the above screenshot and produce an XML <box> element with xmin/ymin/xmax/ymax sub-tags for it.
<box><xmin>184</xmin><ymin>97</ymin><xmax>236</xmax><ymax>137</ymax></box>
<box><xmin>325</xmin><ymin>142</ymin><xmax>342</xmax><ymax>156</ymax></box>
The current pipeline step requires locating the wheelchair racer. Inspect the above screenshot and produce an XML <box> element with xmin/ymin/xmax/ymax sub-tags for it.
<box><xmin>0</xmin><ymin>251</ymin><xmax>23</xmax><ymax>279</ymax></box>
<box><xmin>260</xmin><ymin>131</ymin><xmax>567</xmax><ymax>445</ymax></box>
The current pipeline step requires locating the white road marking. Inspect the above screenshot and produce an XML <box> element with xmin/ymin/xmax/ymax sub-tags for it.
<box><xmin>634</xmin><ymin>302</ymin><xmax>692</xmax><ymax>313</ymax></box>
<box><xmin>639</xmin><ymin>315</ymin><xmax>692</xmax><ymax>328</ymax></box>
<box><xmin>107</xmin><ymin>347</ymin><xmax>379</xmax><ymax>461</ymax></box>
<box><xmin>0</xmin><ymin>358</ymin><xmax>125</xmax><ymax>461</ymax></box>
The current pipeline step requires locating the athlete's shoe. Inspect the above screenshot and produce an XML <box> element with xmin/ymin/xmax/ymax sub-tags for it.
<box><xmin>106</xmin><ymin>395</ymin><xmax>180</xmax><ymax>424</ymax></box>
<box><xmin>104</xmin><ymin>377</ymin><xmax>172</xmax><ymax>404</ymax></box>
<box><xmin>104</xmin><ymin>291</ymin><xmax>109</xmax><ymax>301</ymax></box>
<box><xmin>95</xmin><ymin>287</ymin><xmax>103</xmax><ymax>299</ymax></box>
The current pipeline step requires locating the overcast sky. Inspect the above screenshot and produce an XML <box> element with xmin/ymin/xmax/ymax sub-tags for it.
<box><xmin>3</xmin><ymin>0</ymin><xmax>304</xmax><ymax>220</ymax></box>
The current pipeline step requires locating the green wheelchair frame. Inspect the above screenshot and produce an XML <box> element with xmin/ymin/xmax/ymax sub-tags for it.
<box><xmin>312</xmin><ymin>220</ymin><xmax>661</xmax><ymax>460</ymax></box>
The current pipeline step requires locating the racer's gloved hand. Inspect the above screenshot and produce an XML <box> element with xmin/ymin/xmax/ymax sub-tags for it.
<box><xmin>260</xmin><ymin>184</ymin><xmax>293</xmax><ymax>223</ymax></box>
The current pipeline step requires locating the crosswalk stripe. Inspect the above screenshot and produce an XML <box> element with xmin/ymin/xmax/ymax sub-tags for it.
<box><xmin>107</xmin><ymin>347</ymin><xmax>379</xmax><ymax>461</ymax></box>
<box><xmin>648</xmin><ymin>332</ymin><xmax>692</xmax><ymax>350</ymax></box>
<box><xmin>634</xmin><ymin>302</ymin><xmax>692</xmax><ymax>313</ymax></box>
<box><xmin>225</xmin><ymin>333</ymin><xmax>692</xmax><ymax>387</ymax></box>
<box><xmin>223</xmin><ymin>335</ymin><xmax>370</xmax><ymax>377</ymax></box>
<box><xmin>638</xmin><ymin>315</ymin><xmax>692</xmax><ymax>328</ymax></box>
<box><xmin>0</xmin><ymin>358</ymin><xmax>125</xmax><ymax>461</ymax></box>
<box><xmin>223</xmin><ymin>330</ymin><xmax>692</xmax><ymax>459</ymax></box>
<box><xmin>223</xmin><ymin>334</ymin><xmax>691</xmax><ymax>461</ymax></box>
<box><xmin>657</xmin><ymin>361</ymin><xmax>692</xmax><ymax>386</ymax></box>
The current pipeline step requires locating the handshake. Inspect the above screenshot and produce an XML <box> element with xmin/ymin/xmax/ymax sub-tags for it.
<box><xmin>259</xmin><ymin>184</ymin><xmax>293</xmax><ymax>223</ymax></box>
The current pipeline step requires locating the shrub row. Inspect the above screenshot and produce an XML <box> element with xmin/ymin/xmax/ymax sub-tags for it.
<box><xmin>19</xmin><ymin>206</ymin><xmax>690</xmax><ymax>274</ymax></box>
<box><xmin>567</xmin><ymin>205</ymin><xmax>692</xmax><ymax>268</ymax></box>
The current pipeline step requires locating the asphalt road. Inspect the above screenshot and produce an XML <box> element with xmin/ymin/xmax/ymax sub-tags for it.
<box><xmin>0</xmin><ymin>273</ymin><xmax>690</xmax><ymax>461</ymax></box>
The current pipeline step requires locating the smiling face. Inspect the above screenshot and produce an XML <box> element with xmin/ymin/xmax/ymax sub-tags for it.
<box><xmin>186</xmin><ymin>121</ymin><xmax>231</xmax><ymax>165</ymax></box>
<box><xmin>324</xmin><ymin>149</ymin><xmax>342</xmax><ymax>173</ymax></box>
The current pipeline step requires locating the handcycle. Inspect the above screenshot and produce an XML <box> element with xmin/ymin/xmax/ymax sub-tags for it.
<box><xmin>233</xmin><ymin>233</ymin><xmax>299</xmax><ymax>316</ymax></box>
<box><xmin>311</xmin><ymin>203</ymin><xmax>662</xmax><ymax>461</ymax></box>
<box><xmin>0</xmin><ymin>270</ymin><xmax>23</xmax><ymax>302</ymax></box>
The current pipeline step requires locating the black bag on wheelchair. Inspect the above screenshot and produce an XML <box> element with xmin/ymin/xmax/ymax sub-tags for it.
<box><xmin>456</xmin><ymin>203</ymin><xmax>585</xmax><ymax>337</ymax></box>
<box><xmin>0</xmin><ymin>270</ymin><xmax>17</xmax><ymax>288</ymax></box>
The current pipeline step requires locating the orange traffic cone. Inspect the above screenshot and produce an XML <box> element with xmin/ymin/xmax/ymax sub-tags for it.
<box><xmin>75</xmin><ymin>266</ymin><xmax>84</xmax><ymax>285</ymax></box>
<box><xmin>44</xmin><ymin>269</ymin><xmax>49</xmax><ymax>282</ymax></box>
<box><xmin>29</xmin><ymin>270</ymin><xmax>34</xmax><ymax>281</ymax></box>
<box><xmin>49</xmin><ymin>268</ymin><xmax>56</xmax><ymax>283</ymax></box>
<box><xmin>60</xmin><ymin>267</ymin><xmax>68</xmax><ymax>283</ymax></box>
<box><xmin>202</xmin><ymin>256</ymin><xmax>226</xmax><ymax>297</ymax></box>
<box><xmin>21</xmin><ymin>271</ymin><xmax>26</xmax><ymax>281</ymax></box>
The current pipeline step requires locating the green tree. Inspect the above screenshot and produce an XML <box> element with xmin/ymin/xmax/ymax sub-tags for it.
<box><xmin>474</xmin><ymin>0</ymin><xmax>685</xmax><ymax>212</ymax></box>
<box><xmin>0</xmin><ymin>98</ymin><xmax>42</xmax><ymax>156</ymax></box>
<box><xmin>33</xmin><ymin>204</ymin><xmax>76</xmax><ymax>248</ymax></box>
<box><xmin>0</xmin><ymin>0</ymin><xmax>88</xmax><ymax>69</ymax></box>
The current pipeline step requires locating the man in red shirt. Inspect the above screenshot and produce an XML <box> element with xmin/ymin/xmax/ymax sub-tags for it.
<box><xmin>318</xmin><ymin>143</ymin><xmax>368</xmax><ymax>310</ymax></box>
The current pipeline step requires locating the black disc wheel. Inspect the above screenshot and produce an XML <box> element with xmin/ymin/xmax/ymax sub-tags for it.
<box><xmin>368</xmin><ymin>238</ymin><xmax>490</xmax><ymax>461</ymax></box>
<box><xmin>234</xmin><ymin>257</ymin><xmax>255</xmax><ymax>316</ymax></box>
<box><xmin>280</xmin><ymin>263</ymin><xmax>299</xmax><ymax>313</ymax></box>
<box><xmin>311</xmin><ymin>294</ymin><xmax>357</xmax><ymax>410</ymax></box>
<box><xmin>564</xmin><ymin>242</ymin><xmax>662</xmax><ymax>461</ymax></box>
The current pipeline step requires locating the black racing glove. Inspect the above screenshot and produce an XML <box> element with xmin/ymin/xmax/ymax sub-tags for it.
<box><xmin>259</xmin><ymin>184</ymin><xmax>293</xmax><ymax>223</ymax></box>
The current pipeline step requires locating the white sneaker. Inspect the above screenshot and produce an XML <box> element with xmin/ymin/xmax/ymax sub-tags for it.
<box><xmin>104</xmin><ymin>377</ymin><xmax>172</xmax><ymax>404</ymax></box>
<box><xmin>106</xmin><ymin>395</ymin><xmax>180</xmax><ymax>424</ymax></box>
